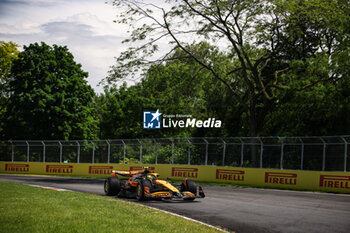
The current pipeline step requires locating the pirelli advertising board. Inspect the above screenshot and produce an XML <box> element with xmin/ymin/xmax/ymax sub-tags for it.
<box><xmin>0</xmin><ymin>162</ymin><xmax>349</xmax><ymax>194</ymax></box>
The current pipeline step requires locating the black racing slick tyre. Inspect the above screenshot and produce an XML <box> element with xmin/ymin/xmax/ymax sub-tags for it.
<box><xmin>104</xmin><ymin>177</ymin><xmax>121</xmax><ymax>196</ymax></box>
<box><xmin>181</xmin><ymin>179</ymin><xmax>197</xmax><ymax>194</ymax></box>
<box><xmin>136</xmin><ymin>179</ymin><xmax>152</xmax><ymax>201</ymax></box>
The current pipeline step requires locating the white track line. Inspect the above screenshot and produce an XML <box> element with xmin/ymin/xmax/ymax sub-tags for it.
<box><xmin>25</xmin><ymin>184</ymin><xmax>70</xmax><ymax>192</ymax></box>
<box><xmin>139</xmin><ymin>204</ymin><xmax>230</xmax><ymax>232</ymax></box>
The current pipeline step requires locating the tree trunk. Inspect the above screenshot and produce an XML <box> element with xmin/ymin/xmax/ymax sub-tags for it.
<box><xmin>249</xmin><ymin>98</ymin><xmax>260</xmax><ymax>168</ymax></box>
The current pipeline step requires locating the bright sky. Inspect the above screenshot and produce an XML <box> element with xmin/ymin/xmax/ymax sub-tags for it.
<box><xmin>0</xmin><ymin>0</ymin><xmax>144</xmax><ymax>93</ymax></box>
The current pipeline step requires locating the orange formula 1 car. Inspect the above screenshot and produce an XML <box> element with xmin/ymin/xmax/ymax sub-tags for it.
<box><xmin>104</xmin><ymin>167</ymin><xmax>205</xmax><ymax>201</ymax></box>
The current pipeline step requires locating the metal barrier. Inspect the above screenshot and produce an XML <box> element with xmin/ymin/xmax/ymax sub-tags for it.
<box><xmin>0</xmin><ymin>136</ymin><xmax>349</xmax><ymax>172</ymax></box>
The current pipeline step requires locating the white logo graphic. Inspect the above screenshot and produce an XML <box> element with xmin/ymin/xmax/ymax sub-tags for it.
<box><xmin>143</xmin><ymin>110</ymin><xmax>162</xmax><ymax>129</ymax></box>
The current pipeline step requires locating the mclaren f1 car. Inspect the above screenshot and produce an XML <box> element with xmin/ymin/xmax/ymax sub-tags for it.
<box><xmin>104</xmin><ymin>167</ymin><xmax>205</xmax><ymax>201</ymax></box>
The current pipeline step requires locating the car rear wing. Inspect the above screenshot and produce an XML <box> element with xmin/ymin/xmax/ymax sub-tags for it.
<box><xmin>111</xmin><ymin>170</ymin><xmax>144</xmax><ymax>177</ymax></box>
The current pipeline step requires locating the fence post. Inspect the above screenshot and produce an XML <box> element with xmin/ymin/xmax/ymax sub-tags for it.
<box><xmin>341</xmin><ymin>137</ymin><xmax>348</xmax><ymax>172</ymax></box>
<box><xmin>171</xmin><ymin>139</ymin><xmax>174</xmax><ymax>164</ymax></box>
<box><xmin>239</xmin><ymin>139</ymin><xmax>244</xmax><ymax>167</ymax></box>
<box><xmin>299</xmin><ymin>137</ymin><xmax>304</xmax><ymax>170</ymax></box>
<box><xmin>106</xmin><ymin>140</ymin><xmax>110</xmax><ymax>164</ymax></box>
<box><xmin>122</xmin><ymin>140</ymin><xmax>126</xmax><ymax>164</ymax></box>
<box><xmin>279</xmin><ymin>137</ymin><xmax>284</xmax><ymax>170</ymax></box>
<box><xmin>186</xmin><ymin>138</ymin><xmax>191</xmax><ymax>165</ymax></box>
<box><xmin>259</xmin><ymin>138</ymin><xmax>263</xmax><ymax>168</ymax></box>
<box><xmin>91</xmin><ymin>141</ymin><xmax>95</xmax><ymax>164</ymax></box>
<box><xmin>154</xmin><ymin>139</ymin><xmax>158</xmax><ymax>165</ymax></box>
<box><xmin>221</xmin><ymin>138</ymin><xmax>226</xmax><ymax>166</ymax></box>
<box><xmin>10</xmin><ymin>141</ymin><xmax>14</xmax><ymax>162</ymax></box>
<box><xmin>320</xmin><ymin>138</ymin><xmax>326</xmax><ymax>171</ymax></box>
<box><xmin>203</xmin><ymin>139</ymin><xmax>209</xmax><ymax>166</ymax></box>
<box><xmin>42</xmin><ymin>141</ymin><xmax>46</xmax><ymax>163</ymax></box>
<box><xmin>76</xmin><ymin>141</ymin><xmax>80</xmax><ymax>163</ymax></box>
<box><xmin>58</xmin><ymin>141</ymin><xmax>62</xmax><ymax>163</ymax></box>
<box><xmin>137</xmin><ymin>139</ymin><xmax>142</xmax><ymax>164</ymax></box>
<box><xmin>26</xmin><ymin>141</ymin><xmax>29</xmax><ymax>162</ymax></box>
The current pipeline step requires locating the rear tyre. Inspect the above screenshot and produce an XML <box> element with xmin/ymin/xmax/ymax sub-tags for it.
<box><xmin>104</xmin><ymin>177</ymin><xmax>121</xmax><ymax>196</ymax></box>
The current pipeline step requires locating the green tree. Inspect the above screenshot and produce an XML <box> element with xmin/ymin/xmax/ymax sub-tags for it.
<box><xmin>107</xmin><ymin>0</ymin><xmax>349</xmax><ymax>137</ymax></box>
<box><xmin>97</xmin><ymin>42</ymin><xmax>233</xmax><ymax>139</ymax></box>
<box><xmin>104</xmin><ymin>0</ymin><xmax>350</xmax><ymax>167</ymax></box>
<box><xmin>2</xmin><ymin>42</ymin><xmax>98</xmax><ymax>140</ymax></box>
<box><xmin>141</xmin><ymin>43</ymin><xmax>244</xmax><ymax>137</ymax></box>
<box><xmin>260</xmin><ymin>0</ymin><xmax>350</xmax><ymax>136</ymax></box>
<box><xmin>264</xmin><ymin>68</ymin><xmax>350</xmax><ymax>136</ymax></box>
<box><xmin>0</xmin><ymin>41</ymin><xmax>19</xmax><ymax>84</ymax></box>
<box><xmin>96</xmin><ymin>84</ymin><xmax>147</xmax><ymax>139</ymax></box>
<box><xmin>0</xmin><ymin>41</ymin><xmax>20</xmax><ymax>134</ymax></box>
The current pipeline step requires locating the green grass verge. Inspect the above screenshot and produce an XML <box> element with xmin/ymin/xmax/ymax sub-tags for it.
<box><xmin>0</xmin><ymin>181</ymin><xmax>224</xmax><ymax>233</ymax></box>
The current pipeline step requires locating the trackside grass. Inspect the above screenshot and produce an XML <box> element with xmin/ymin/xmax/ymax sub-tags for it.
<box><xmin>0</xmin><ymin>182</ymin><xmax>224</xmax><ymax>233</ymax></box>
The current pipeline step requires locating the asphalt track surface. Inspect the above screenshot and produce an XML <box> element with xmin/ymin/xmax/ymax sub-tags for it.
<box><xmin>1</xmin><ymin>174</ymin><xmax>349</xmax><ymax>233</ymax></box>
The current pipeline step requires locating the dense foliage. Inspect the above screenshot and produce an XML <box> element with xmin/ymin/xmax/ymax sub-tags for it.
<box><xmin>1</xmin><ymin>42</ymin><xmax>98</xmax><ymax>140</ymax></box>
<box><xmin>0</xmin><ymin>41</ymin><xmax>20</xmax><ymax>133</ymax></box>
<box><xmin>0</xmin><ymin>0</ymin><xmax>349</xmax><ymax>141</ymax></box>
<box><xmin>106</xmin><ymin>0</ymin><xmax>350</xmax><ymax>138</ymax></box>
<box><xmin>97</xmin><ymin>42</ymin><xmax>350</xmax><ymax>138</ymax></box>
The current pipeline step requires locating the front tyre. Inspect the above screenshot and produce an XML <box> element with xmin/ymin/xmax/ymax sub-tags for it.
<box><xmin>136</xmin><ymin>179</ymin><xmax>152</xmax><ymax>201</ymax></box>
<box><xmin>181</xmin><ymin>179</ymin><xmax>197</xmax><ymax>201</ymax></box>
<box><xmin>136</xmin><ymin>183</ymin><xmax>144</xmax><ymax>201</ymax></box>
<box><xmin>181</xmin><ymin>179</ymin><xmax>197</xmax><ymax>194</ymax></box>
<box><xmin>105</xmin><ymin>177</ymin><xmax>121</xmax><ymax>196</ymax></box>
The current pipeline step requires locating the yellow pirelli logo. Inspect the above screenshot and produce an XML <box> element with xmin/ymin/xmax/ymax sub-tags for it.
<box><xmin>5</xmin><ymin>163</ymin><xmax>29</xmax><ymax>172</ymax></box>
<box><xmin>265</xmin><ymin>172</ymin><xmax>297</xmax><ymax>185</ymax></box>
<box><xmin>129</xmin><ymin>166</ymin><xmax>155</xmax><ymax>171</ymax></box>
<box><xmin>216</xmin><ymin>169</ymin><xmax>244</xmax><ymax>181</ymax></box>
<box><xmin>89</xmin><ymin>166</ymin><xmax>113</xmax><ymax>175</ymax></box>
<box><xmin>172</xmin><ymin>167</ymin><xmax>198</xmax><ymax>178</ymax></box>
<box><xmin>320</xmin><ymin>175</ymin><xmax>350</xmax><ymax>189</ymax></box>
<box><xmin>46</xmin><ymin>165</ymin><xmax>73</xmax><ymax>174</ymax></box>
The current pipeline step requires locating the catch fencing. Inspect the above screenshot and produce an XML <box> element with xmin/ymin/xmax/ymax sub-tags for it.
<box><xmin>0</xmin><ymin>136</ymin><xmax>349</xmax><ymax>172</ymax></box>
